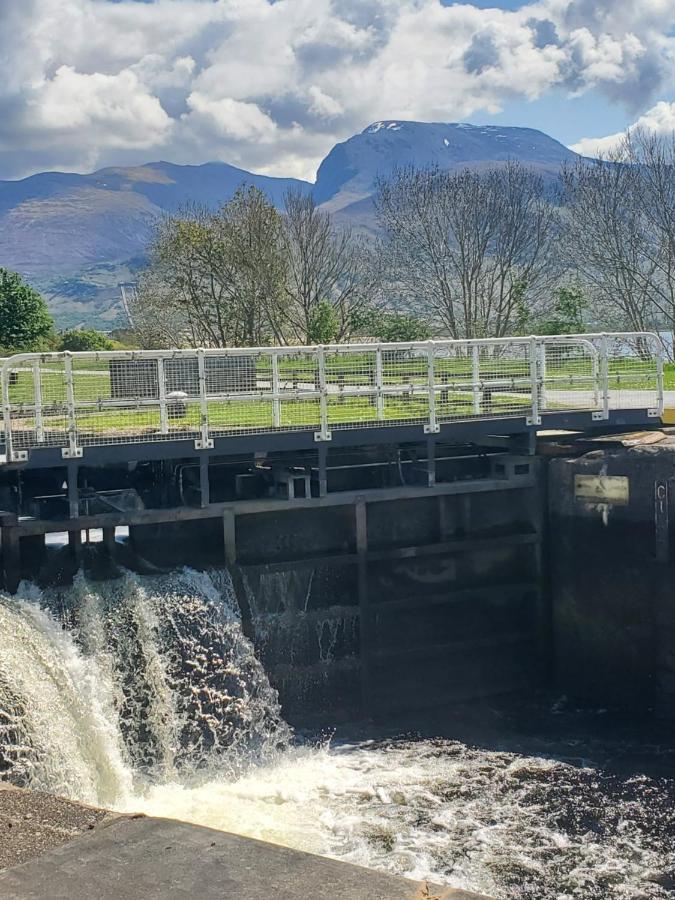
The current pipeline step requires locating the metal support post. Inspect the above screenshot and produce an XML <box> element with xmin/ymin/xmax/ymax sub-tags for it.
<box><xmin>375</xmin><ymin>347</ymin><xmax>385</xmax><ymax>420</ymax></box>
<box><xmin>223</xmin><ymin>508</ymin><xmax>237</xmax><ymax>567</ymax></box>
<box><xmin>424</xmin><ymin>342</ymin><xmax>439</xmax><ymax>434</ymax></box>
<box><xmin>62</xmin><ymin>353</ymin><xmax>82</xmax><ymax>459</ymax></box>
<box><xmin>157</xmin><ymin>357</ymin><xmax>168</xmax><ymax>434</ymax></box>
<box><xmin>472</xmin><ymin>345</ymin><xmax>481</xmax><ymax>415</ymax></box>
<box><xmin>102</xmin><ymin>527</ymin><xmax>116</xmax><ymax>556</ymax></box>
<box><xmin>271</xmin><ymin>352</ymin><xmax>281</xmax><ymax>428</ymax></box>
<box><xmin>426</xmin><ymin>435</ymin><xmax>436</xmax><ymax>488</ymax></box>
<box><xmin>67</xmin><ymin>461</ymin><xmax>80</xmax><ymax>520</ymax></box>
<box><xmin>527</xmin><ymin>337</ymin><xmax>541</xmax><ymax>426</ymax></box>
<box><xmin>33</xmin><ymin>359</ymin><xmax>44</xmax><ymax>444</ymax></box>
<box><xmin>199</xmin><ymin>454</ymin><xmax>210</xmax><ymax>508</ymax></box>
<box><xmin>315</xmin><ymin>346</ymin><xmax>331</xmax><ymax>442</ymax></box>
<box><xmin>1</xmin><ymin>521</ymin><xmax>20</xmax><ymax>593</ymax></box>
<box><xmin>600</xmin><ymin>333</ymin><xmax>610</xmax><ymax>420</ymax></box>
<box><xmin>317</xmin><ymin>443</ymin><xmax>328</xmax><ymax>498</ymax></box>
<box><xmin>196</xmin><ymin>349</ymin><xmax>214</xmax><ymax>449</ymax></box>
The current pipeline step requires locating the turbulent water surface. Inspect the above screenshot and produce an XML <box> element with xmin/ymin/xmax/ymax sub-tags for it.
<box><xmin>0</xmin><ymin>569</ymin><xmax>673</xmax><ymax>900</ymax></box>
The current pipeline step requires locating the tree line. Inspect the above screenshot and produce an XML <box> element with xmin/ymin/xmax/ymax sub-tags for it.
<box><xmin>128</xmin><ymin>129</ymin><xmax>675</xmax><ymax>352</ymax></box>
<box><xmin>0</xmin><ymin>268</ymin><xmax>125</xmax><ymax>355</ymax></box>
<box><xmin>2</xmin><ymin>128</ymin><xmax>674</xmax><ymax>355</ymax></box>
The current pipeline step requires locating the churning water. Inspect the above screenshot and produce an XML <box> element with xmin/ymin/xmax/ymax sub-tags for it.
<box><xmin>0</xmin><ymin>570</ymin><xmax>673</xmax><ymax>899</ymax></box>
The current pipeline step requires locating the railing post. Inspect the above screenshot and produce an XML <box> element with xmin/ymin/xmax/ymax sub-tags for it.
<box><xmin>314</xmin><ymin>345</ymin><xmax>331</xmax><ymax>442</ymax></box>
<box><xmin>2</xmin><ymin>360</ymin><xmax>15</xmax><ymax>463</ymax></box>
<box><xmin>157</xmin><ymin>357</ymin><xmax>168</xmax><ymax>434</ymax></box>
<box><xmin>471</xmin><ymin>344</ymin><xmax>481</xmax><ymax>415</ymax></box>
<box><xmin>196</xmin><ymin>349</ymin><xmax>214</xmax><ymax>450</ymax></box>
<box><xmin>271</xmin><ymin>351</ymin><xmax>281</xmax><ymax>428</ymax></box>
<box><xmin>375</xmin><ymin>346</ymin><xmax>384</xmax><ymax>420</ymax></box>
<box><xmin>62</xmin><ymin>352</ymin><xmax>82</xmax><ymax>459</ymax></box>
<box><xmin>538</xmin><ymin>341</ymin><xmax>547</xmax><ymax>411</ymax></box>
<box><xmin>600</xmin><ymin>333</ymin><xmax>610</xmax><ymax>420</ymax></box>
<box><xmin>528</xmin><ymin>337</ymin><xmax>541</xmax><ymax>426</ymax></box>
<box><xmin>655</xmin><ymin>345</ymin><xmax>664</xmax><ymax>417</ymax></box>
<box><xmin>424</xmin><ymin>342</ymin><xmax>439</xmax><ymax>433</ymax></box>
<box><xmin>33</xmin><ymin>359</ymin><xmax>45</xmax><ymax>444</ymax></box>
<box><xmin>591</xmin><ymin>346</ymin><xmax>600</xmax><ymax>410</ymax></box>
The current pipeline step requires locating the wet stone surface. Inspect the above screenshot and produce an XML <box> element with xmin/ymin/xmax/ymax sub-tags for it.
<box><xmin>0</xmin><ymin>785</ymin><xmax>109</xmax><ymax>871</ymax></box>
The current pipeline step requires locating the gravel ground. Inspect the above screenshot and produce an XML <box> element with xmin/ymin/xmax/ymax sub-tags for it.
<box><xmin>0</xmin><ymin>784</ymin><xmax>111</xmax><ymax>872</ymax></box>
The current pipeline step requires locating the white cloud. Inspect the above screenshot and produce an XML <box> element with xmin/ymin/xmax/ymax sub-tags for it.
<box><xmin>307</xmin><ymin>86</ymin><xmax>344</xmax><ymax>119</ymax></box>
<box><xmin>569</xmin><ymin>100</ymin><xmax>675</xmax><ymax>157</ymax></box>
<box><xmin>185</xmin><ymin>94</ymin><xmax>278</xmax><ymax>142</ymax></box>
<box><xmin>0</xmin><ymin>0</ymin><xmax>674</xmax><ymax>180</ymax></box>
<box><xmin>27</xmin><ymin>66</ymin><xmax>172</xmax><ymax>146</ymax></box>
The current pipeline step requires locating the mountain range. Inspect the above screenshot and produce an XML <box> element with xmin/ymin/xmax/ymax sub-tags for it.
<box><xmin>0</xmin><ymin>121</ymin><xmax>579</xmax><ymax>329</ymax></box>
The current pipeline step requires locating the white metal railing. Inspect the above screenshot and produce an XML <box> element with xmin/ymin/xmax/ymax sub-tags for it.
<box><xmin>0</xmin><ymin>333</ymin><xmax>663</xmax><ymax>462</ymax></box>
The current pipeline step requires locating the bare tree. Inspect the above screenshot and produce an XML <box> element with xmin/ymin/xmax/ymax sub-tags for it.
<box><xmin>133</xmin><ymin>187</ymin><xmax>287</xmax><ymax>348</ymax></box>
<box><xmin>623</xmin><ymin>130</ymin><xmax>675</xmax><ymax>336</ymax></box>
<box><xmin>562</xmin><ymin>154</ymin><xmax>656</xmax><ymax>335</ymax></box>
<box><xmin>281</xmin><ymin>190</ymin><xmax>375</xmax><ymax>342</ymax></box>
<box><xmin>375</xmin><ymin>162</ymin><xmax>560</xmax><ymax>338</ymax></box>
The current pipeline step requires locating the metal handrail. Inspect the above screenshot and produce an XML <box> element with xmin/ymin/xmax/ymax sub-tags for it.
<box><xmin>0</xmin><ymin>332</ymin><xmax>664</xmax><ymax>462</ymax></box>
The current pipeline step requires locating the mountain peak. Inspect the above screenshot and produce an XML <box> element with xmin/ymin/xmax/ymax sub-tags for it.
<box><xmin>314</xmin><ymin>119</ymin><xmax>577</xmax><ymax>209</ymax></box>
<box><xmin>0</xmin><ymin>120</ymin><xmax>579</xmax><ymax>329</ymax></box>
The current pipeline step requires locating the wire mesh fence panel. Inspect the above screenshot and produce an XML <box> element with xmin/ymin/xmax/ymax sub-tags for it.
<box><xmin>326</xmin><ymin>348</ymin><xmax>378</xmax><ymax>429</ymax></box>
<box><xmin>277</xmin><ymin>351</ymin><xmax>322</xmax><ymax>432</ymax></box>
<box><xmin>434</xmin><ymin>341</ymin><xmax>534</xmax><ymax>424</ymax></box>
<box><xmin>541</xmin><ymin>340</ymin><xmax>601</xmax><ymax>413</ymax></box>
<box><xmin>80</xmin><ymin>356</ymin><xmax>165</xmax><ymax>445</ymax></box>
<box><xmin>379</xmin><ymin>347</ymin><xmax>430</xmax><ymax>427</ymax></box>
<box><xmin>603</xmin><ymin>335</ymin><xmax>661</xmax><ymax>411</ymax></box>
<box><xmin>5</xmin><ymin>362</ymin><xmax>39</xmax><ymax>451</ymax></box>
<box><xmin>434</xmin><ymin>345</ymin><xmax>476</xmax><ymax>421</ymax></box>
<box><xmin>0</xmin><ymin>334</ymin><xmax>663</xmax><ymax>459</ymax></box>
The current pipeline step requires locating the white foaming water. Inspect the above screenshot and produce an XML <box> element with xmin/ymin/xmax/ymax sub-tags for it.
<box><xmin>0</xmin><ymin>586</ymin><xmax>132</xmax><ymax>806</ymax></box>
<box><xmin>127</xmin><ymin>740</ymin><xmax>675</xmax><ymax>900</ymax></box>
<box><xmin>0</xmin><ymin>571</ymin><xmax>673</xmax><ymax>900</ymax></box>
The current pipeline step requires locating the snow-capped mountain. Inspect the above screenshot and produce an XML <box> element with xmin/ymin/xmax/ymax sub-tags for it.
<box><xmin>0</xmin><ymin>121</ymin><xmax>580</xmax><ymax>328</ymax></box>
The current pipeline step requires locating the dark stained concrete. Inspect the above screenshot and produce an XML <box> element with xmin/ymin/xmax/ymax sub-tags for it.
<box><xmin>0</xmin><ymin>814</ymin><xmax>491</xmax><ymax>900</ymax></box>
<box><xmin>549</xmin><ymin>438</ymin><xmax>675</xmax><ymax>717</ymax></box>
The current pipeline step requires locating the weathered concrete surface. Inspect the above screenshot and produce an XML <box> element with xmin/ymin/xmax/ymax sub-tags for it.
<box><xmin>548</xmin><ymin>436</ymin><xmax>675</xmax><ymax>716</ymax></box>
<box><xmin>0</xmin><ymin>813</ymin><xmax>491</xmax><ymax>900</ymax></box>
<box><xmin>0</xmin><ymin>784</ymin><xmax>110</xmax><ymax>872</ymax></box>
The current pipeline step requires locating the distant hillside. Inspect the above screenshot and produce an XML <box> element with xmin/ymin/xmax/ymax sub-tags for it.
<box><xmin>0</xmin><ymin>162</ymin><xmax>310</xmax><ymax>329</ymax></box>
<box><xmin>0</xmin><ymin>122</ymin><xmax>581</xmax><ymax>329</ymax></box>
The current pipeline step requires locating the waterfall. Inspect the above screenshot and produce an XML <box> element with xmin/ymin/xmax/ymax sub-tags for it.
<box><xmin>1</xmin><ymin>568</ymin><xmax>673</xmax><ymax>899</ymax></box>
<box><xmin>0</xmin><ymin>569</ymin><xmax>291</xmax><ymax>806</ymax></box>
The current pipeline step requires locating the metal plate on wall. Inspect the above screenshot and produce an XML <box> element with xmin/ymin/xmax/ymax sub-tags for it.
<box><xmin>575</xmin><ymin>474</ymin><xmax>629</xmax><ymax>505</ymax></box>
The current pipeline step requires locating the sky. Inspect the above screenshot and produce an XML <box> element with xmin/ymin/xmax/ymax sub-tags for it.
<box><xmin>0</xmin><ymin>0</ymin><xmax>674</xmax><ymax>182</ymax></box>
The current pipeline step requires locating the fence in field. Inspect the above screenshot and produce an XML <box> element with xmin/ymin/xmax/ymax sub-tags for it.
<box><xmin>0</xmin><ymin>333</ymin><xmax>663</xmax><ymax>462</ymax></box>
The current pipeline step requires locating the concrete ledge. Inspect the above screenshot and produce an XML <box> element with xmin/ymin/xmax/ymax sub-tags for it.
<box><xmin>0</xmin><ymin>812</ymin><xmax>492</xmax><ymax>900</ymax></box>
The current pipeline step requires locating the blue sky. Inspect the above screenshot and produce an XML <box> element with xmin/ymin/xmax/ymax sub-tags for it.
<box><xmin>1</xmin><ymin>0</ymin><xmax>674</xmax><ymax>180</ymax></box>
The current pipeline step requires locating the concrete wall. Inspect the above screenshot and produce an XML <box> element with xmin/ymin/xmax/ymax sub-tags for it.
<box><xmin>548</xmin><ymin>447</ymin><xmax>675</xmax><ymax>717</ymax></box>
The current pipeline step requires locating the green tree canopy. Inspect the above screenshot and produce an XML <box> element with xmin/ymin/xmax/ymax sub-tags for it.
<box><xmin>351</xmin><ymin>307</ymin><xmax>431</xmax><ymax>342</ymax></box>
<box><xmin>540</xmin><ymin>285</ymin><xmax>586</xmax><ymax>335</ymax></box>
<box><xmin>0</xmin><ymin>269</ymin><xmax>53</xmax><ymax>352</ymax></box>
<box><xmin>307</xmin><ymin>299</ymin><xmax>340</xmax><ymax>344</ymax></box>
<box><xmin>59</xmin><ymin>329</ymin><xmax>114</xmax><ymax>352</ymax></box>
